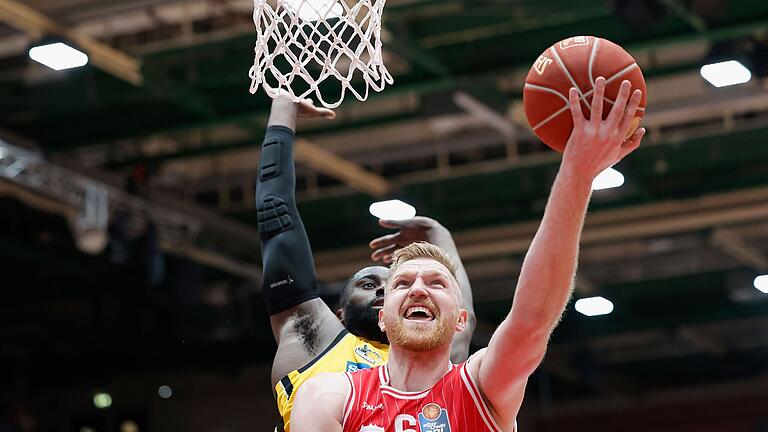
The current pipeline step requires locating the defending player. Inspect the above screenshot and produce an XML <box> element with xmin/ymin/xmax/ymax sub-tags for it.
<box><xmin>291</xmin><ymin>78</ymin><xmax>646</xmax><ymax>431</ymax></box>
<box><xmin>256</xmin><ymin>93</ymin><xmax>477</xmax><ymax>431</ymax></box>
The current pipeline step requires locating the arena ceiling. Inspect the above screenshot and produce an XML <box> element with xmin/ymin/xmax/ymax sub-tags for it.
<box><xmin>1</xmin><ymin>0</ymin><xmax>768</xmax><ymax>421</ymax></box>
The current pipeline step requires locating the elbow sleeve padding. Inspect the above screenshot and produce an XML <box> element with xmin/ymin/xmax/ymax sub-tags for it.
<box><xmin>257</xmin><ymin>126</ymin><xmax>319</xmax><ymax>314</ymax></box>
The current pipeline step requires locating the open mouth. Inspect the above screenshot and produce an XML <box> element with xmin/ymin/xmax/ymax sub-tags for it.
<box><xmin>372</xmin><ymin>297</ymin><xmax>384</xmax><ymax>308</ymax></box>
<box><xmin>403</xmin><ymin>306</ymin><xmax>435</xmax><ymax>321</ymax></box>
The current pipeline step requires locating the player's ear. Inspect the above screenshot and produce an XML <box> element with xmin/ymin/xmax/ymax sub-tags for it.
<box><xmin>335</xmin><ymin>307</ymin><xmax>344</xmax><ymax>322</ymax></box>
<box><xmin>378</xmin><ymin>309</ymin><xmax>386</xmax><ymax>332</ymax></box>
<box><xmin>455</xmin><ymin>309</ymin><xmax>468</xmax><ymax>332</ymax></box>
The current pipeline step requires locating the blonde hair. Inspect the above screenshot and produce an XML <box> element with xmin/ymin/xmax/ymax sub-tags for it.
<box><xmin>389</xmin><ymin>241</ymin><xmax>460</xmax><ymax>286</ymax></box>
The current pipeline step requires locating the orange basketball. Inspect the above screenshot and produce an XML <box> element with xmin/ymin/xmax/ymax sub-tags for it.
<box><xmin>523</xmin><ymin>36</ymin><xmax>647</xmax><ymax>153</ymax></box>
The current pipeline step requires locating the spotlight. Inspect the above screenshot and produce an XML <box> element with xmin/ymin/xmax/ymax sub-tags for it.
<box><xmin>369</xmin><ymin>199</ymin><xmax>416</xmax><ymax>220</ymax></box>
<box><xmin>284</xmin><ymin>0</ymin><xmax>343</xmax><ymax>21</ymax></box>
<box><xmin>29</xmin><ymin>41</ymin><xmax>88</xmax><ymax>71</ymax></box>
<box><xmin>754</xmin><ymin>274</ymin><xmax>768</xmax><ymax>293</ymax></box>
<box><xmin>575</xmin><ymin>296</ymin><xmax>614</xmax><ymax>316</ymax></box>
<box><xmin>93</xmin><ymin>392</ymin><xmax>112</xmax><ymax>409</ymax></box>
<box><xmin>592</xmin><ymin>167</ymin><xmax>625</xmax><ymax>191</ymax></box>
<box><xmin>120</xmin><ymin>420</ymin><xmax>139</xmax><ymax>432</ymax></box>
<box><xmin>158</xmin><ymin>385</ymin><xmax>173</xmax><ymax>399</ymax></box>
<box><xmin>700</xmin><ymin>60</ymin><xmax>752</xmax><ymax>87</ymax></box>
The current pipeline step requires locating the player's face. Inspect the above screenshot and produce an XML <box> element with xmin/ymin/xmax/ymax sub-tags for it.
<box><xmin>379</xmin><ymin>258</ymin><xmax>466</xmax><ymax>352</ymax></box>
<box><xmin>340</xmin><ymin>266</ymin><xmax>389</xmax><ymax>344</ymax></box>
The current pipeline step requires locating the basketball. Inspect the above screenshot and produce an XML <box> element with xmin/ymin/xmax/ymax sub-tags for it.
<box><xmin>523</xmin><ymin>36</ymin><xmax>647</xmax><ymax>152</ymax></box>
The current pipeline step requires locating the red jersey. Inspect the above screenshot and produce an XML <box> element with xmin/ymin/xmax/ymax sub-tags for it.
<box><xmin>342</xmin><ymin>362</ymin><xmax>511</xmax><ymax>432</ymax></box>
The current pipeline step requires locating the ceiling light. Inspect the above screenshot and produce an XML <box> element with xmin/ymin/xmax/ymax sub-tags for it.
<box><xmin>369</xmin><ymin>199</ymin><xmax>416</xmax><ymax>220</ymax></box>
<box><xmin>29</xmin><ymin>42</ymin><xmax>88</xmax><ymax>71</ymax></box>
<box><xmin>754</xmin><ymin>274</ymin><xmax>768</xmax><ymax>293</ymax></box>
<box><xmin>700</xmin><ymin>60</ymin><xmax>751</xmax><ymax>87</ymax></box>
<box><xmin>575</xmin><ymin>296</ymin><xmax>614</xmax><ymax>316</ymax></box>
<box><xmin>93</xmin><ymin>392</ymin><xmax>112</xmax><ymax>409</ymax></box>
<box><xmin>158</xmin><ymin>385</ymin><xmax>173</xmax><ymax>399</ymax></box>
<box><xmin>592</xmin><ymin>167</ymin><xmax>625</xmax><ymax>191</ymax></box>
<box><xmin>284</xmin><ymin>0</ymin><xmax>343</xmax><ymax>21</ymax></box>
<box><xmin>120</xmin><ymin>420</ymin><xmax>139</xmax><ymax>432</ymax></box>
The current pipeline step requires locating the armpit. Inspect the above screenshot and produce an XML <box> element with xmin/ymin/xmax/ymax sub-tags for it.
<box><xmin>292</xmin><ymin>308</ymin><xmax>321</xmax><ymax>356</ymax></box>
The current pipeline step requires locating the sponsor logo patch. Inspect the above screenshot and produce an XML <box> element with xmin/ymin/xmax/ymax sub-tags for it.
<box><xmin>361</xmin><ymin>401</ymin><xmax>384</xmax><ymax>411</ymax></box>
<box><xmin>346</xmin><ymin>361</ymin><xmax>372</xmax><ymax>372</ymax></box>
<box><xmin>354</xmin><ymin>344</ymin><xmax>382</xmax><ymax>364</ymax></box>
<box><xmin>418</xmin><ymin>403</ymin><xmax>451</xmax><ymax>432</ymax></box>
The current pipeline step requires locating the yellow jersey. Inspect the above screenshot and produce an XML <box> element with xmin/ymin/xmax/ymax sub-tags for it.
<box><xmin>275</xmin><ymin>329</ymin><xmax>389</xmax><ymax>432</ymax></box>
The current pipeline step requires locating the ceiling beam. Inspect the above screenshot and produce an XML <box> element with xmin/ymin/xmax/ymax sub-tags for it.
<box><xmin>676</xmin><ymin>325</ymin><xmax>727</xmax><ymax>356</ymax></box>
<box><xmin>0</xmin><ymin>0</ymin><xmax>143</xmax><ymax>86</ymax></box>
<box><xmin>294</xmin><ymin>138</ymin><xmax>392</xmax><ymax>198</ymax></box>
<box><xmin>313</xmin><ymin>185</ymin><xmax>768</xmax><ymax>281</ymax></box>
<box><xmin>710</xmin><ymin>228</ymin><xmax>768</xmax><ymax>272</ymax></box>
<box><xmin>453</xmin><ymin>92</ymin><xmax>518</xmax><ymax>140</ymax></box>
<box><xmin>574</xmin><ymin>275</ymin><xmax>598</xmax><ymax>296</ymax></box>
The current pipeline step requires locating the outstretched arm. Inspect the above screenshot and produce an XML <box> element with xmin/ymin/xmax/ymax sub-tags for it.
<box><xmin>257</xmin><ymin>95</ymin><xmax>342</xmax><ymax>386</ymax></box>
<box><xmin>369</xmin><ymin>216</ymin><xmax>476</xmax><ymax>362</ymax></box>
<box><xmin>291</xmin><ymin>373</ymin><xmax>347</xmax><ymax>432</ymax></box>
<box><xmin>472</xmin><ymin>78</ymin><xmax>646</xmax><ymax>428</ymax></box>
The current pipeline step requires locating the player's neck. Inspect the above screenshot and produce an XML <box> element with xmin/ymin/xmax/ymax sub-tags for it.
<box><xmin>385</xmin><ymin>344</ymin><xmax>452</xmax><ymax>392</ymax></box>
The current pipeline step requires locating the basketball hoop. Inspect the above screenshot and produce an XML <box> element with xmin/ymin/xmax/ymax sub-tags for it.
<box><xmin>249</xmin><ymin>0</ymin><xmax>393</xmax><ymax>108</ymax></box>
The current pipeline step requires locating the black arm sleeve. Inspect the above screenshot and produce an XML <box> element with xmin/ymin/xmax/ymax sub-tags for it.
<box><xmin>257</xmin><ymin>125</ymin><xmax>319</xmax><ymax>315</ymax></box>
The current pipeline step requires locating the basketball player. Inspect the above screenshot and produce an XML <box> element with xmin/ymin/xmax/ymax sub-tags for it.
<box><xmin>290</xmin><ymin>78</ymin><xmax>646</xmax><ymax>431</ymax></box>
<box><xmin>256</xmin><ymin>93</ymin><xmax>477</xmax><ymax>431</ymax></box>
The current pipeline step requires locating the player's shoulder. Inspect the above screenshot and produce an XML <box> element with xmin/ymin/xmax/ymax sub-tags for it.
<box><xmin>300</xmin><ymin>371</ymin><xmax>350</xmax><ymax>397</ymax></box>
<box><xmin>454</xmin><ymin>348</ymin><xmax>487</xmax><ymax>386</ymax></box>
<box><xmin>464</xmin><ymin>347</ymin><xmax>487</xmax><ymax>369</ymax></box>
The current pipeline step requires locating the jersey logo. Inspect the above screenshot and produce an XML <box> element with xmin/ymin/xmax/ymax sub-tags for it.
<box><xmin>346</xmin><ymin>361</ymin><xmax>372</xmax><ymax>372</ymax></box>
<box><xmin>354</xmin><ymin>344</ymin><xmax>382</xmax><ymax>364</ymax></box>
<box><xmin>359</xmin><ymin>425</ymin><xmax>384</xmax><ymax>432</ymax></box>
<box><xmin>418</xmin><ymin>403</ymin><xmax>451</xmax><ymax>432</ymax></box>
<box><xmin>362</xmin><ymin>401</ymin><xmax>383</xmax><ymax>411</ymax></box>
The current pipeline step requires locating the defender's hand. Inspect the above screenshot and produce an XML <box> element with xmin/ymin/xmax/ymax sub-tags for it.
<box><xmin>296</xmin><ymin>98</ymin><xmax>335</xmax><ymax>119</ymax></box>
<box><xmin>369</xmin><ymin>216</ymin><xmax>445</xmax><ymax>263</ymax></box>
<box><xmin>563</xmin><ymin>77</ymin><xmax>645</xmax><ymax>180</ymax></box>
<box><xmin>268</xmin><ymin>92</ymin><xmax>335</xmax><ymax>129</ymax></box>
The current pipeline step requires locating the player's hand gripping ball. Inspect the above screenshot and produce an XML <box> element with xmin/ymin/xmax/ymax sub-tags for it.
<box><xmin>523</xmin><ymin>36</ymin><xmax>647</xmax><ymax>152</ymax></box>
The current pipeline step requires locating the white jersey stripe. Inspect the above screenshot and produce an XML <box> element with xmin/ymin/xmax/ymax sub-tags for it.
<box><xmin>459</xmin><ymin>364</ymin><xmax>503</xmax><ymax>432</ymax></box>
<box><xmin>380</xmin><ymin>388</ymin><xmax>431</xmax><ymax>400</ymax></box>
<box><xmin>342</xmin><ymin>372</ymin><xmax>355</xmax><ymax>427</ymax></box>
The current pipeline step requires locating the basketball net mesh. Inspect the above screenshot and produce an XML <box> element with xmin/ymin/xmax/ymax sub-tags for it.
<box><xmin>249</xmin><ymin>0</ymin><xmax>393</xmax><ymax>108</ymax></box>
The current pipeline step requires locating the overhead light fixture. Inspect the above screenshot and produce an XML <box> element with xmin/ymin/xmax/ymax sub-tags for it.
<box><xmin>120</xmin><ymin>420</ymin><xmax>139</xmax><ymax>432</ymax></box>
<box><xmin>29</xmin><ymin>41</ymin><xmax>88</xmax><ymax>71</ymax></box>
<box><xmin>700</xmin><ymin>60</ymin><xmax>752</xmax><ymax>87</ymax></box>
<box><xmin>284</xmin><ymin>0</ymin><xmax>343</xmax><ymax>21</ymax></box>
<box><xmin>754</xmin><ymin>274</ymin><xmax>768</xmax><ymax>293</ymax></box>
<box><xmin>592</xmin><ymin>167</ymin><xmax>625</xmax><ymax>191</ymax></box>
<box><xmin>575</xmin><ymin>296</ymin><xmax>614</xmax><ymax>316</ymax></box>
<box><xmin>158</xmin><ymin>385</ymin><xmax>173</xmax><ymax>399</ymax></box>
<box><xmin>369</xmin><ymin>199</ymin><xmax>416</xmax><ymax>220</ymax></box>
<box><xmin>93</xmin><ymin>392</ymin><xmax>112</xmax><ymax>409</ymax></box>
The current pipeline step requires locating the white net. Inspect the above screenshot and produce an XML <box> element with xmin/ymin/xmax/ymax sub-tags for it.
<box><xmin>249</xmin><ymin>0</ymin><xmax>393</xmax><ymax>108</ymax></box>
